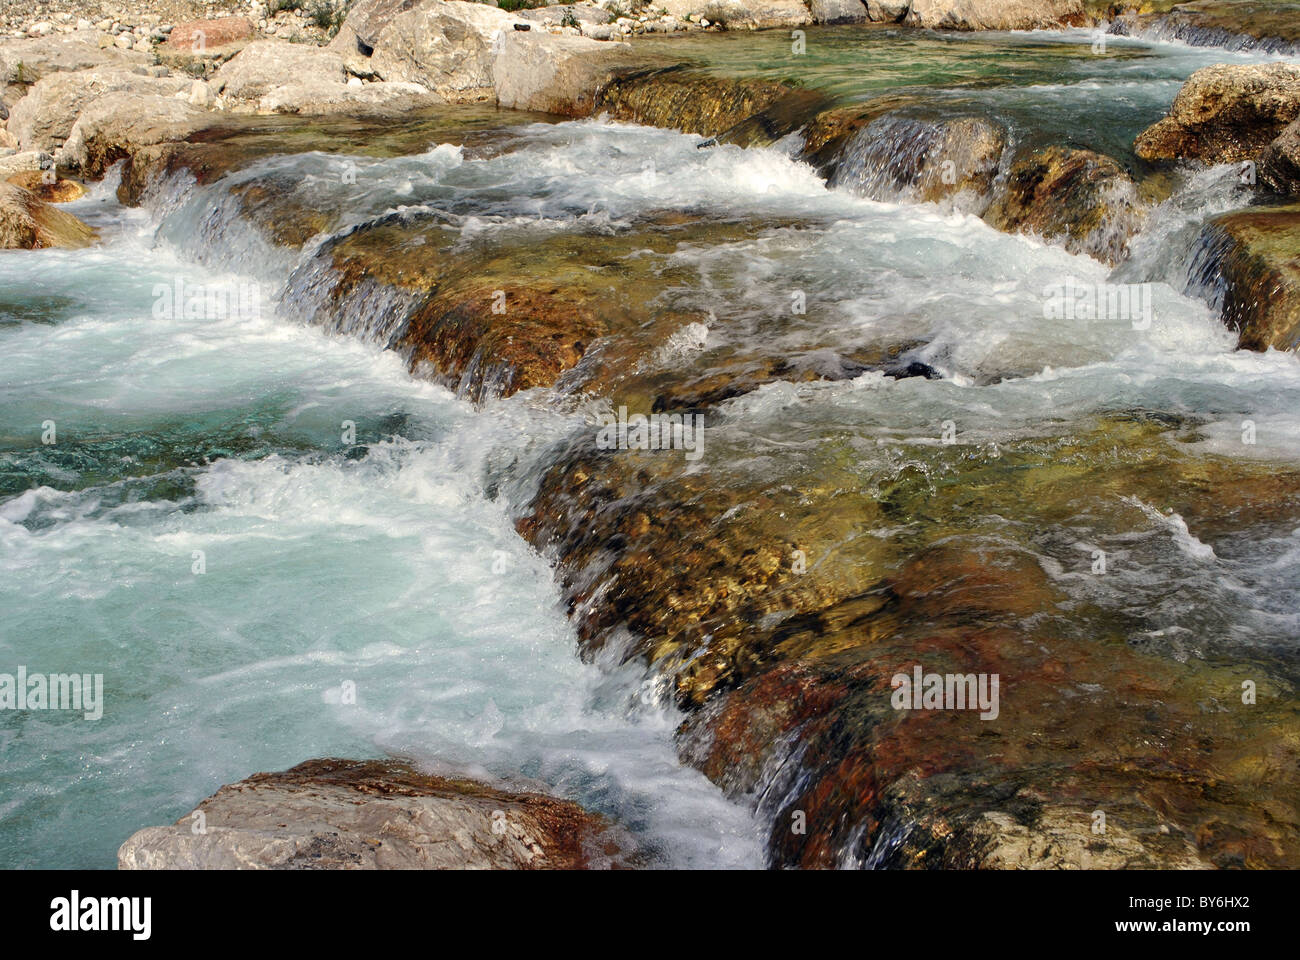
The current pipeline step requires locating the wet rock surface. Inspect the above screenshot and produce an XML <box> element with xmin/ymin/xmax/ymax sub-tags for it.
<box><xmin>1189</xmin><ymin>202</ymin><xmax>1300</xmax><ymax>350</ymax></box>
<box><xmin>985</xmin><ymin>146</ymin><xmax>1147</xmax><ymax>264</ymax></box>
<box><xmin>118</xmin><ymin>758</ymin><xmax>629</xmax><ymax>869</ymax></box>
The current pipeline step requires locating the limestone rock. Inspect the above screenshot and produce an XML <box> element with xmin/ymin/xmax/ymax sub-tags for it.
<box><xmin>0</xmin><ymin>180</ymin><xmax>95</xmax><ymax>248</ymax></box>
<box><xmin>492</xmin><ymin>30</ymin><xmax>648</xmax><ymax>116</ymax></box>
<box><xmin>117</xmin><ymin>758</ymin><xmax>628</xmax><ymax>870</ymax></box>
<box><xmin>57</xmin><ymin>91</ymin><xmax>213</xmax><ymax>190</ymax></box>
<box><xmin>7</xmin><ymin>69</ymin><xmax>192</xmax><ymax>154</ymax></box>
<box><xmin>811</xmin><ymin>0</ymin><xmax>869</xmax><ymax>22</ymax></box>
<box><xmin>866</xmin><ymin>0</ymin><xmax>911</xmax><ymax>20</ymax></box>
<box><xmin>1135</xmin><ymin>62</ymin><xmax>1300</xmax><ymax>164</ymax></box>
<box><xmin>212</xmin><ymin>40</ymin><xmax>347</xmax><ymax>109</ymax></box>
<box><xmin>329</xmin><ymin>0</ymin><xmax>518</xmax><ymax>101</ymax></box>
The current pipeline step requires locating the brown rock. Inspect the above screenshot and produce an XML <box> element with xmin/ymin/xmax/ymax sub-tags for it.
<box><xmin>5</xmin><ymin>169</ymin><xmax>85</xmax><ymax>202</ymax></box>
<box><xmin>165</xmin><ymin>17</ymin><xmax>255</xmax><ymax>53</ymax></box>
<box><xmin>0</xmin><ymin>180</ymin><xmax>95</xmax><ymax>248</ymax></box>
<box><xmin>117</xmin><ymin>758</ymin><xmax>629</xmax><ymax>869</ymax></box>
<box><xmin>1135</xmin><ymin>62</ymin><xmax>1300</xmax><ymax>164</ymax></box>
<box><xmin>984</xmin><ymin>145</ymin><xmax>1146</xmax><ymax>264</ymax></box>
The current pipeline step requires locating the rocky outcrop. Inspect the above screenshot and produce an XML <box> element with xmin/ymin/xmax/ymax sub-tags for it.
<box><xmin>493</xmin><ymin>31</ymin><xmax>655</xmax><ymax>116</ymax></box>
<box><xmin>1261</xmin><ymin>117</ymin><xmax>1300</xmax><ymax>196</ymax></box>
<box><xmin>330</xmin><ymin>0</ymin><xmax>517</xmax><ymax>101</ymax></box>
<box><xmin>659</xmin><ymin>0</ymin><xmax>813</xmax><ymax>28</ymax></box>
<box><xmin>1188</xmin><ymin>203</ymin><xmax>1300</xmax><ymax>350</ymax></box>
<box><xmin>0</xmin><ymin>31</ymin><xmax>149</xmax><ymax>91</ymax></box>
<box><xmin>118</xmin><ymin>758</ymin><xmax>628</xmax><ymax>869</ymax></box>
<box><xmin>0</xmin><ymin>180</ymin><xmax>95</xmax><ymax>248</ymax></box>
<box><xmin>7</xmin><ymin>69</ymin><xmax>192</xmax><ymax>154</ymax></box>
<box><xmin>866</xmin><ymin>0</ymin><xmax>912</xmax><ymax>19</ymax></box>
<box><xmin>211</xmin><ymin>40</ymin><xmax>349</xmax><ymax>109</ymax></box>
<box><xmin>985</xmin><ymin>146</ymin><xmax>1146</xmax><ymax>264</ymax></box>
<box><xmin>905</xmin><ymin>0</ymin><xmax>1084</xmax><ymax>29</ymax></box>
<box><xmin>810</xmin><ymin>0</ymin><xmax>870</xmax><ymax>22</ymax></box>
<box><xmin>1135</xmin><ymin>62</ymin><xmax>1300</xmax><ymax>165</ymax></box>
<box><xmin>56</xmin><ymin>92</ymin><xmax>214</xmax><ymax>196</ymax></box>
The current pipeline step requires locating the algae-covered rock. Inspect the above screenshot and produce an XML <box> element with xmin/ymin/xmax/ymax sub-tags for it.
<box><xmin>1188</xmin><ymin>203</ymin><xmax>1300</xmax><ymax>350</ymax></box>
<box><xmin>985</xmin><ymin>145</ymin><xmax>1146</xmax><ymax>264</ymax></box>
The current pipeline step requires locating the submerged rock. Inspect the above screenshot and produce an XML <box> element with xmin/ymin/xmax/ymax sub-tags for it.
<box><xmin>118</xmin><ymin>758</ymin><xmax>628</xmax><ymax>869</ymax></box>
<box><xmin>0</xmin><ymin>180</ymin><xmax>95</xmax><ymax>248</ymax></box>
<box><xmin>984</xmin><ymin>145</ymin><xmax>1146</xmax><ymax>265</ymax></box>
<box><xmin>595</xmin><ymin>66</ymin><xmax>796</xmax><ymax>137</ymax></box>
<box><xmin>1135</xmin><ymin>62</ymin><xmax>1300</xmax><ymax>165</ymax></box>
<box><xmin>828</xmin><ymin>111</ymin><xmax>1007</xmax><ymax>214</ymax></box>
<box><xmin>521</xmin><ymin>413</ymin><xmax>1300</xmax><ymax>868</ymax></box>
<box><xmin>1188</xmin><ymin>203</ymin><xmax>1300</xmax><ymax>350</ymax></box>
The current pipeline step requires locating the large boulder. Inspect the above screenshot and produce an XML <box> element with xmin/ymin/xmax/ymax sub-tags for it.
<box><xmin>57</xmin><ymin>92</ymin><xmax>215</xmax><ymax>198</ymax></box>
<box><xmin>1261</xmin><ymin>118</ymin><xmax>1300</xmax><ymax>196</ymax></box>
<box><xmin>165</xmin><ymin>17</ymin><xmax>256</xmax><ymax>52</ymax></box>
<box><xmin>1135</xmin><ymin>62</ymin><xmax>1300</xmax><ymax>164</ymax></box>
<box><xmin>866</xmin><ymin>0</ymin><xmax>911</xmax><ymax>20</ymax></box>
<box><xmin>211</xmin><ymin>40</ymin><xmax>348</xmax><ymax>110</ymax></box>
<box><xmin>0</xmin><ymin>181</ymin><xmax>95</xmax><ymax>249</ymax></box>
<box><xmin>811</xmin><ymin>0</ymin><xmax>869</xmax><ymax>21</ymax></box>
<box><xmin>984</xmin><ymin>145</ymin><xmax>1146</xmax><ymax>265</ymax></box>
<box><xmin>329</xmin><ymin>0</ymin><xmax>518</xmax><ymax>101</ymax></box>
<box><xmin>256</xmin><ymin>79</ymin><xmax>444</xmax><ymax>115</ymax></box>
<box><xmin>492</xmin><ymin>30</ymin><xmax>648</xmax><ymax>116</ymax></box>
<box><xmin>117</xmin><ymin>758</ymin><xmax>628</xmax><ymax>869</ymax></box>
<box><xmin>7</xmin><ymin>69</ymin><xmax>192</xmax><ymax>154</ymax></box>
<box><xmin>905</xmin><ymin>0</ymin><xmax>1083</xmax><ymax>29</ymax></box>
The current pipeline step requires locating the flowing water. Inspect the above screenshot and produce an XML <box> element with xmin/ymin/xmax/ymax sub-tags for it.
<box><xmin>2</xmin><ymin>26</ymin><xmax>1299</xmax><ymax>868</ymax></box>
